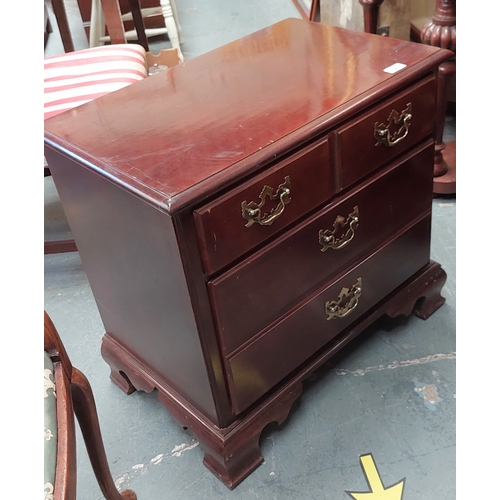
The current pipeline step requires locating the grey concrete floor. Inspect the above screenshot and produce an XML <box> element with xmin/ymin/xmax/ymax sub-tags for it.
<box><xmin>44</xmin><ymin>2</ymin><xmax>456</xmax><ymax>499</ymax></box>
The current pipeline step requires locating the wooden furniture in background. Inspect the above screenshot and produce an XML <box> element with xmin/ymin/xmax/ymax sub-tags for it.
<box><xmin>420</xmin><ymin>0</ymin><xmax>456</xmax><ymax>194</ymax></box>
<box><xmin>291</xmin><ymin>0</ymin><xmax>319</xmax><ymax>21</ymax></box>
<box><xmin>321</xmin><ymin>0</ymin><xmax>456</xmax><ymax>195</ymax></box>
<box><xmin>88</xmin><ymin>0</ymin><xmax>184</xmax><ymax>59</ymax></box>
<box><xmin>97</xmin><ymin>0</ymin><xmax>150</xmax><ymax>49</ymax></box>
<box><xmin>44</xmin><ymin>0</ymin><xmax>149</xmax><ymax>255</ymax></box>
<box><xmin>45</xmin><ymin>19</ymin><xmax>452</xmax><ymax>488</ymax></box>
<box><xmin>320</xmin><ymin>0</ymin><xmax>411</xmax><ymax>40</ymax></box>
<box><xmin>410</xmin><ymin>0</ymin><xmax>435</xmax><ymax>41</ymax></box>
<box><xmin>359</xmin><ymin>0</ymin><xmax>384</xmax><ymax>34</ymax></box>
<box><xmin>44</xmin><ymin>311</ymin><xmax>137</xmax><ymax>500</ymax></box>
<box><xmin>48</xmin><ymin>0</ymin><xmax>75</xmax><ymax>52</ymax></box>
<box><xmin>45</xmin><ymin>4</ymin><xmax>52</xmax><ymax>47</ymax></box>
<box><xmin>77</xmin><ymin>0</ymin><xmax>162</xmax><ymax>33</ymax></box>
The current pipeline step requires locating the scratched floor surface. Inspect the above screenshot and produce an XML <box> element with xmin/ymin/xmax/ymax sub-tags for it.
<box><xmin>44</xmin><ymin>2</ymin><xmax>456</xmax><ymax>499</ymax></box>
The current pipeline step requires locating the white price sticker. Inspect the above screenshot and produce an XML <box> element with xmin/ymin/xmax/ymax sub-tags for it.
<box><xmin>383</xmin><ymin>63</ymin><xmax>407</xmax><ymax>74</ymax></box>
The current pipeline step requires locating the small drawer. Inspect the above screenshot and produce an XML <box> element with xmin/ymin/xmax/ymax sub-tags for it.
<box><xmin>225</xmin><ymin>215</ymin><xmax>432</xmax><ymax>414</ymax></box>
<box><xmin>194</xmin><ymin>136</ymin><xmax>333</xmax><ymax>275</ymax></box>
<box><xmin>332</xmin><ymin>76</ymin><xmax>436</xmax><ymax>191</ymax></box>
<box><xmin>209</xmin><ymin>141</ymin><xmax>434</xmax><ymax>355</ymax></box>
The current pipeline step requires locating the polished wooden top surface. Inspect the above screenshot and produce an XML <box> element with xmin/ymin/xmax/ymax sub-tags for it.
<box><xmin>44</xmin><ymin>19</ymin><xmax>451</xmax><ymax>213</ymax></box>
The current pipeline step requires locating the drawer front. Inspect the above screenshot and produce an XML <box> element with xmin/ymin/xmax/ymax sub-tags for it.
<box><xmin>209</xmin><ymin>141</ymin><xmax>434</xmax><ymax>355</ymax></box>
<box><xmin>333</xmin><ymin>76</ymin><xmax>436</xmax><ymax>191</ymax></box>
<box><xmin>226</xmin><ymin>215</ymin><xmax>432</xmax><ymax>414</ymax></box>
<box><xmin>194</xmin><ymin>137</ymin><xmax>333</xmax><ymax>274</ymax></box>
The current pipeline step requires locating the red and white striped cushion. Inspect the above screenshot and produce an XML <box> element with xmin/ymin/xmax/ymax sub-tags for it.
<box><xmin>44</xmin><ymin>44</ymin><xmax>147</xmax><ymax>121</ymax></box>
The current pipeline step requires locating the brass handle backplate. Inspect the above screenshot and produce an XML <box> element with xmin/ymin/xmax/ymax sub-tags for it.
<box><xmin>319</xmin><ymin>206</ymin><xmax>359</xmax><ymax>252</ymax></box>
<box><xmin>325</xmin><ymin>278</ymin><xmax>362</xmax><ymax>320</ymax></box>
<box><xmin>241</xmin><ymin>176</ymin><xmax>291</xmax><ymax>228</ymax></box>
<box><xmin>374</xmin><ymin>102</ymin><xmax>412</xmax><ymax>147</ymax></box>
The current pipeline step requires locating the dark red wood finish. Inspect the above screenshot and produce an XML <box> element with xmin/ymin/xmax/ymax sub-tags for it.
<box><xmin>98</xmin><ymin>259</ymin><xmax>446</xmax><ymax>490</ymax></box>
<box><xmin>44</xmin><ymin>19</ymin><xmax>451</xmax><ymax>214</ymax></box>
<box><xmin>226</xmin><ymin>215</ymin><xmax>431</xmax><ymax>413</ymax></box>
<box><xmin>44</xmin><ymin>20</ymin><xmax>452</xmax><ymax>488</ymax></box>
<box><xmin>44</xmin><ymin>0</ymin><xmax>148</xmax><ymax>256</ymax></box>
<box><xmin>419</xmin><ymin>0</ymin><xmax>456</xmax><ymax>194</ymax></box>
<box><xmin>210</xmin><ymin>141</ymin><xmax>434</xmax><ymax>355</ymax></box>
<box><xmin>43</xmin><ymin>151</ymin><xmax>221</xmax><ymax>423</ymax></box>
<box><xmin>194</xmin><ymin>137</ymin><xmax>332</xmax><ymax>274</ymax></box>
<box><xmin>358</xmin><ymin>0</ymin><xmax>385</xmax><ymax>34</ymax></box>
<box><xmin>334</xmin><ymin>77</ymin><xmax>436</xmax><ymax>191</ymax></box>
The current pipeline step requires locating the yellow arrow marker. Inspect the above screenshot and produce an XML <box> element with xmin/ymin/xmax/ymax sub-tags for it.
<box><xmin>346</xmin><ymin>454</ymin><xmax>405</xmax><ymax>500</ymax></box>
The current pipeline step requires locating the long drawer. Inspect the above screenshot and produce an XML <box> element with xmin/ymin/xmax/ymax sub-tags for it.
<box><xmin>209</xmin><ymin>141</ymin><xmax>434</xmax><ymax>355</ymax></box>
<box><xmin>225</xmin><ymin>215</ymin><xmax>432</xmax><ymax>414</ymax></box>
<box><xmin>332</xmin><ymin>76</ymin><xmax>436</xmax><ymax>191</ymax></box>
<box><xmin>194</xmin><ymin>136</ymin><xmax>333</xmax><ymax>275</ymax></box>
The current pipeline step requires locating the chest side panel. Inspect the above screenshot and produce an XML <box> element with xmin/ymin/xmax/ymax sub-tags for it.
<box><xmin>45</xmin><ymin>147</ymin><xmax>219</xmax><ymax>423</ymax></box>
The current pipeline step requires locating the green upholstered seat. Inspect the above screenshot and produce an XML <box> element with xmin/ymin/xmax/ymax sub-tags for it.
<box><xmin>44</xmin><ymin>352</ymin><xmax>57</xmax><ymax>500</ymax></box>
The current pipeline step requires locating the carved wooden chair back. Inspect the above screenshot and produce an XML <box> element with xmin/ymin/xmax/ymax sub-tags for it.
<box><xmin>44</xmin><ymin>311</ymin><xmax>138</xmax><ymax>500</ymax></box>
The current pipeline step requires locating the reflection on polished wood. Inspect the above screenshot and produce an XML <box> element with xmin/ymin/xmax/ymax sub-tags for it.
<box><xmin>420</xmin><ymin>0</ymin><xmax>456</xmax><ymax>194</ymax></box>
<box><xmin>44</xmin><ymin>19</ymin><xmax>452</xmax><ymax>488</ymax></box>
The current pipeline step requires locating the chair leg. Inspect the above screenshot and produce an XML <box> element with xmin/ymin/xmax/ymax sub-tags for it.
<box><xmin>70</xmin><ymin>368</ymin><xmax>137</xmax><ymax>500</ymax></box>
<box><xmin>128</xmin><ymin>0</ymin><xmax>149</xmax><ymax>50</ymax></box>
<box><xmin>89</xmin><ymin>0</ymin><xmax>106</xmax><ymax>47</ymax></box>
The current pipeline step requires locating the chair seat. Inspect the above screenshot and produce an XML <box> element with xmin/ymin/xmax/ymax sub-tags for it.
<box><xmin>44</xmin><ymin>44</ymin><xmax>147</xmax><ymax>121</ymax></box>
<box><xmin>44</xmin><ymin>352</ymin><xmax>57</xmax><ymax>499</ymax></box>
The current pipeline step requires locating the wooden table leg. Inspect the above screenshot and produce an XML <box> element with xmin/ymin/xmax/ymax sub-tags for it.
<box><xmin>358</xmin><ymin>0</ymin><xmax>385</xmax><ymax>34</ymax></box>
<box><xmin>420</xmin><ymin>0</ymin><xmax>456</xmax><ymax>194</ymax></box>
<box><xmin>432</xmin><ymin>60</ymin><xmax>456</xmax><ymax>194</ymax></box>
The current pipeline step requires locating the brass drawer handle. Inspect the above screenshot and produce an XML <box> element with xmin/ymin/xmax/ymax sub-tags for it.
<box><xmin>325</xmin><ymin>278</ymin><xmax>362</xmax><ymax>320</ymax></box>
<box><xmin>319</xmin><ymin>206</ymin><xmax>359</xmax><ymax>252</ymax></box>
<box><xmin>241</xmin><ymin>176</ymin><xmax>291</xmax><ymax>227</ymax></box>
<box><xmin>374</xmin><ymin>102</ymin><xmax>412</xmax><ymax>147</ymax></box>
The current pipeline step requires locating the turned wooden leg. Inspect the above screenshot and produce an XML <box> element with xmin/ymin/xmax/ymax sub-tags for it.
<box><xmin>431</xmin><ymin>60</ymin><xmax>456</xmax><ymax>194</ymax></box>
<box><xmin>71</xmin><ymin>368</ymin><xmax>137</xmax><ymax>500</ymax></box>
<box><xmin>432</xmin><ymin>61</ymin><xmax>456</xmax><ymax>176</ymax></box>
<box><xmin>420</xmin><ymin>0</ymin><xmax>456</xmax><ymax>194</ymax></box>
<box><xmin>358</xmin><ymin>0</ymin><xmax>385</xmax><ymax>34</ymax></box>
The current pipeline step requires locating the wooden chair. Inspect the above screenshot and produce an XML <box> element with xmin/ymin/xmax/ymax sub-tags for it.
<box><xmin>44</xmin><ymin>311</ymin><xmax>138</xmax><ymax>500</ymax></box>
<box><xmin>44</xmin><ymin>0</ymin><xmax>149</xmax><ymax>255</ymax></box>
<box><xmin>88</xmin><ymin>0</ymin><xmax>184</xmax><ymax>60</ymax></box>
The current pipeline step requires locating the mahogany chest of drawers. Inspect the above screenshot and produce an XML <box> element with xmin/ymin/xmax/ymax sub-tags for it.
<box><xmin>44</xmin><ymin>19</ymin><xmax>452</xmax><ymax>488</ymax></box>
